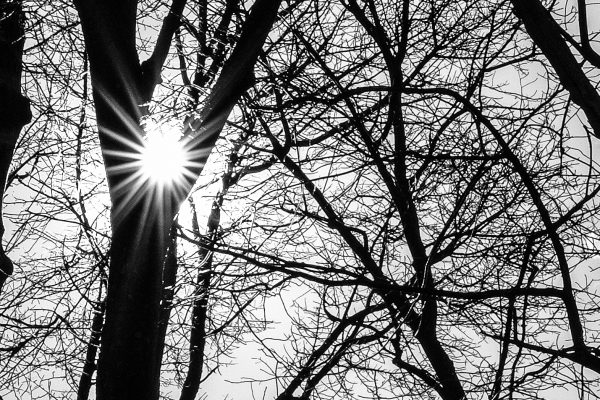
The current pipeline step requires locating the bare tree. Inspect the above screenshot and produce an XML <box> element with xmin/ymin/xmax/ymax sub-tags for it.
<box><xmin>199</xmin><ymin>0</ymin><xmax>600</xmax><ymax>398</ymax></box>
<box><xmin>3</xmin><ymin>1</ymin><xmax>600</xmax><ymax>399</ymax></box>
<box><xmin>71</xmin><ymin>0</ymin><xmax>282</xmax><ymax>398</ymax></box>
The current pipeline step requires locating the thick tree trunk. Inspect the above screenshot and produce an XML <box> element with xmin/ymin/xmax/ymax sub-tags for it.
<box><xmin>72</xmin><ymin>2</ymin><xmax>161</xmax><ymax>398</ymax></box>
<box><xmin>72</xmin><ymin>0</ymin><xmax>282</xmax><ymax>398</ymax></box>
<box><xmin>98</xmin><ymin>208</ymin><xmax>172</xmax><ymax>400</ymax></box>
<box><xmin>0</xmin><ymin>0</ymin><xmax>32</xmax><ymax>293</ymax></box>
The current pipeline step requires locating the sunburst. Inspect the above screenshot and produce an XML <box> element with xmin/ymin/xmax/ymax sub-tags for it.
<box><xmin>101</xmin><ymin>110</ymin><xmax>202</xmax><ymax>232</ymax></box>
<box><xmin>140</xmin><ymin>119</ymin><xmax>189</xmax><ymax>185</ymax></box>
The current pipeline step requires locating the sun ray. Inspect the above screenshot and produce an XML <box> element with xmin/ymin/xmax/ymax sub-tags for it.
<box><xmin>93</xmin><ymin>81</ymin><xmax>205</xmax><ymax>232</ymax></box>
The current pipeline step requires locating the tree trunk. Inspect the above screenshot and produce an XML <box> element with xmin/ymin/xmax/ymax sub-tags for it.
<box><xmin>72</xmin><ymin>2</ymin><xmax>162</xmax><ymax>397</ymax></box>
<box><xmin>156</xmin><ymin>223</ymin><xmax>179</xmax><ymax>366</ymax></box>
<box><xmin>72</xmin><ymin>0</ymin><xmax>282</xmax><ymax>398</ymax></box>
<box><xmin>180</xmin><ymin>200</ymin><xmax>215</xmax><ymax>400</ymax></box>
<box><xmin>98</xmin><ymin>209</ymin><xmax>171</xmax><ymax>400</ymax></box>
<box><xmin>0</xmin><ymin>0</ymin><xmax>31</xmax><ymax>293</ymax></box>
<box><xmin>77</xmin><ymin>299</ymin><xmax>106</xmax><ymax>400</ymax></box>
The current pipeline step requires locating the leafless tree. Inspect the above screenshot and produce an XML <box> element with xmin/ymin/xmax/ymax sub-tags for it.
<box><xmin>71</xmin><ymin>0</ymin><xmax>282</xmax><ymax>398</ymax></box>
<box><xmin>197</xmin><ymin>1</ymin><xmax>600</xmax><ymax>398</ymax></box>
<box><xmin>3</xmin><ymin>1</ymin><xmax>600</xmax><ymax>399</ymax></box>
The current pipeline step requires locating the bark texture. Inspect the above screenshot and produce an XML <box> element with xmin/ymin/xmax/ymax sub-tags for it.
<box><xmin>0</xmin><ymin>0</ymin><xmax>31</xmax><ymax>293</ymax></box>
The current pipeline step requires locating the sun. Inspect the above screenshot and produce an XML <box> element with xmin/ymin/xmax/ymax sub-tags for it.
<box><xmin>103</xmin><ymin>115</ymin><xmax>200</xmax><ymax>222</ymax></box>
<box><xmin>141</xmin><ymin>130</ymin><xmax>186</xmax><ymax>183</ymax></box>
<box><xmin>140</xmin><ymin>119</ymin><xmax>188</xmax><ymax>185</ymax></box>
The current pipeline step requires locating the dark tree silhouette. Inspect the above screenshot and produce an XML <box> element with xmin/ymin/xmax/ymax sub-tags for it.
<box><xmin>197</xmin><ymin>1</ymin><xmax>600</xmax><ymax>398</ymax></box>
<box><xmin>72</xmin><ymin>0</ymin><xmax>281</xmax><ymax>398</ymax></box>
<box><xmin>2</xmin><ymin>1</ymin><xmax>600</xmax><ymax>399</ymax></box>
<box><xmin>0</xmin><ymin>0</ymin><xmax>31</xmax><ymax>292</ymax></box>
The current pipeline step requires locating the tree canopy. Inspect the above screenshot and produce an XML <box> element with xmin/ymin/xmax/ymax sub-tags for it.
<box><xmin>1</xmin><ymin>0</ymin><xmax>600</xmax><ymax>399</ymax></box>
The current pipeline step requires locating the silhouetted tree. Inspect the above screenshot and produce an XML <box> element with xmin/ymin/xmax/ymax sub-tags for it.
<box><xmin>0</xmin><ymin>0</ymin><xmax>31</xmax><ymax>292</ymax></box>
<box><xmin>72</xmin><ymin>0</ymin><xmax>282</xmax><ymax>398</ymax></box>
<box><xmin>3</xmin><ymin>1</ymin><xmax>600</xmax><ymax>399</ymax></box>
<box><xmin>202</xmin><ymin>1</ymin><xmax>600</xmax><ymax>398</ymax></box>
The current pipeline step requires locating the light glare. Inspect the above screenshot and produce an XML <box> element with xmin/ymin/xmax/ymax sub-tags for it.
<box><xmin>141</xmin><ymin>121</ymin><xmax>187</xmax><ymax>184</ymax></box>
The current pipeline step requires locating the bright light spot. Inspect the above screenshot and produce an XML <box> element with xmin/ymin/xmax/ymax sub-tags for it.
<box><xmin>141</xmin><ymin>119</ymin><xmax>187</xmax><ymax>184</ymax></box>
